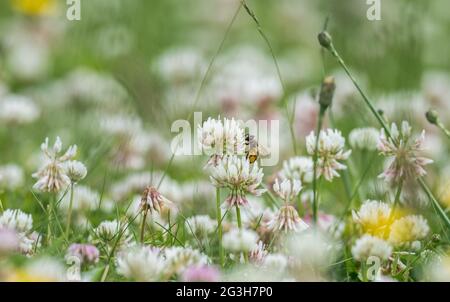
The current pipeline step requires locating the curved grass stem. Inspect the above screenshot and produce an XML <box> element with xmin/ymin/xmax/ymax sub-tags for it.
<box><xmin>312</xmin><ymin>107</ymin><xmax>326</xmax><ymax>223</ymax></box>
<box><xmin>216</xmin><ymin>188</ymin><xmax>224</xmax><ymax>267</ymax></box>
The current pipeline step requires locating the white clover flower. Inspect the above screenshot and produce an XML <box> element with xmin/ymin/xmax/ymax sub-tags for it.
<box><xmin>351</xmin><ymin>235</ymin><xmax>392</xmax><ymax>262</ymax></box>
<box><xmin>185</xmin><ymin>215</ymin><xmax>217</xmax><ymax>237</ymax></box>
<box><xmin>267</xmin><ymin>204</ymin><xmax>309</xmax><ymax>233</ymax></box>
<box><xmin>0</xmin><ymin>209</ymin><xmax>33</xmax><ymax>234</ymax></box>
<box><xmin>0</xmin><ymin>164</ymin><xmax>24</xmax><ymax>190</ymax></box>
<box><xmin>63</xmin><ymin>160</ymin><xmax>87</xmax><ymax>183</ymax></box>
<box><xmin>388</xmin><ymin>215</ymin><xmax>430</xmax><ymax>248</ymax></box>
<box><xmin>349</xmin><ymin>127</ymin><xmax>379</xmax><ymax>151</ymax></box>
<box><xmin>273</xmin><ymin>178</ymin><xmax>302</xmax><ymax>202</ymax></box>
<box><xmin>280</xmin><ymin>156</ymin><xmax>314</xmax><ymax>183</ymax></box>
<box><xmin>209</xmin><ymin>155</ymin><xmax>265</xmax><ymax>207</ymax></box>
<box><xmin>32</xmin><ymin>137</ymin><xmax>77</xmax><ymax>192</ymax></box>
<box><xmin>378</xmin><ymin>121</ymin><xmax>433</xmax><ymax>184</ymax></box>
<box><xmin>198</xmin><ymin>117</ymin><xmax>245</xmax><ymax>167</ymax></box>
<box><xmin>116</xmin><ymin>246</ymin><xmax>165</xmax><ymax>281</ymax></box>
<box><xmin>60</xmin><ymin>185</ymin><xmax>100</xmax><ymax>213</ymax></box>
<box><xmin>164</xmin><ymin>246</ymin><xmax>209</xmax><ymax>276</ymax></box>
<box><xmin>223</xmin><ymin>228</ymin><xmax>258</xmax><ymax>252</ymax></box>
<box><xmin>306</xmin><ymin>129</ymin><xmax>351</xmax><ymax>181</ymax></box>
<box><xmin>0</xmin><ymin>209</ymin><xmax>39</xmax><ymax>255</ymax></box>
<box><xmin>0</xmin><ymin>94</ymin><xmax>40</xmax><ymax>125</ymax></box>
<box><xmin>352</xmin><ymin>200</ymin><xmax>392</xmax><ymax>237</ymax></box>
<box><xmin>90</xmin><ymin>220</ymin><xmax>133</xmax><ymax>252</ymax></box>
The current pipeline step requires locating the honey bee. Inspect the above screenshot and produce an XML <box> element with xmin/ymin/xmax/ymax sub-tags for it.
<box><xmin>245</xmin><ymin>134</ymin><xmax>270</xmax><ymax>164</ymax></box>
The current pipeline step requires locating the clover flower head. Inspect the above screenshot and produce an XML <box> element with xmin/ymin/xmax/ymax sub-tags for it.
<box><xmin>67</xmin><ymin>243</ymin><xmax>100</xmax><ymax>265</ymax></box>
<box><xmin>273</xmin><ymin>178</ymin><xmax>302</xmax><ymax>202</ymax></box>
<box><xmin>209</xmin><ymin>155</ymin><xmax>265</xmax><ymax>207</ymax></box>
<box><xmin>352</xmin><ymin>200</ymin><xmax>392</xmax><ymax>237</ymax></box>
<box><xmin>388</xmin><ymin>215</ymin><xmax>430</xmax><ymax>248</ymax></box>
<box><xmin>349</xmin><ymin>127</ymin><xmax>379</xmax><ymax>151</ymax></box>
<box><xmin>378</xmin><ymin>121</ymin><xmax>433</xmax><ymax>184</ymax></box>
<box><xmin>223</xmin><ymin>228</ymin><xmax>258</xmax><ymax>252</ymax></box>
<box><xmin>32</xmin><ymin>137</ymin><xmax>77</xmax><ymax>192</ymax></box>
<box><xmin>351</xmin><ymin>234</ymin><xmax>392</xmax><ymax>262</ymax></box>
<box><xmin>140</xmin><ymin>186</ymin><xmax>176</xmax><ymax>214</ymax></box>
<box><xmin>267</xmin><ymin>204</ymin><xmax>309</xmax><ymax>233</ymax></box>
<box><xmin>116</xmin><ymin>245</ymin><xmax>165</xmax><ymax>281</ymax></box>
<box><xmin>198</xmin><ymin>117</ymin><xmax>245</xmax><ymax>167</ymax></box>
<box><xmin>306</xmin><ymin>129</ymin><xmax>351</xmax><ymax>181</ymax></box>
<box><xmin>280</xmin><ymin>156</ymin><xmax>314</xmax><ymax>183</ymax></box>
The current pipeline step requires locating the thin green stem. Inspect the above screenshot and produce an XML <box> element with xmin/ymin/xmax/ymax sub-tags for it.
<box><xmin>140</xmin><ymin>208</ymin><xmax>148</xmax><ymax>243</ymax></box>
<box><xmin>240</xmin><ymin>0</ymin><xmax>298</xmax><ymax>155</ymax></box>
<box><xmin>216</xmin><ymin>188</ymin><xmax>224</xmax><ymax>267</ymax></box>
<box><xmin>65</xmin><ymin>183</ymin><xmax>74</xmax><ymax>239</ymax></box>
<box><xmin>419</xmin><ymin>178</ymin><xmax>450</xmax><ymax>228</ymax></box>
<box><xmin>312</xmin><ymin>107</ymin><xmax>326</xmax><ymax>223</ymax></box>
<box><xmin>437</xmin><ymin>121</ymin><xmax>450</xmax><ymax>139</ymax></box>
<box><xmin>235</xmin><ymin>205</ymin><xmax>248</xmax><ymax>263</ymax></box>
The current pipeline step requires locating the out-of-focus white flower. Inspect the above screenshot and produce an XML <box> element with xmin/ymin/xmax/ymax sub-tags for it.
<box><xmin>223</xmin><ymin>228</ymin><xmax>258</xmax><ymax>252</ymax></box>
<box><xmin>267</xmin><ymin>205</ymin><xmax>309</xmax><ymax>233</ymax></box>
<box><xmin>0</xmin><ymin>209</ymin><xmax>33</xmax><ymax>233</ymax></box>
<box><xmin>90</xmin><ymin>220</ymin><xmax>133</xmax><ymax>252</ymax></box>
<box><xmin>198</xmin><ymin>117</ymin><xmax>245</xmax><ymax>167</ymax></box>
<box><xmin>0</xmin><ymin>164</ymin><xmax>24</xmax><ymax>190</ymax></box>
<box><xmin>425</xmin><ymin>254</ymin><xmax>450</xmax><ymax>282</ymax></box>
<box><xmin>66</xmin><ymin>243</ymin><xmax>100</xmax><ymax>265</ymax></box>
<box><xmin>349</xmin><ymin>127</ymin><xmax>379</xmax><ymax>151</ymax></box>
<box><xmin>306</xmin><ymin>129</ymin><xmax>351</xmax><ymax>181</ymax></box>
<box><xmin>116</xmin><ymin>245</ymin><xmax>164</xmax><ymax>281</ymax></box>
<box><xmin>63</xmin><ymin>160</ymin><xmax>87</xmax><ymax>183</ymax></box>
<box><xmin>273</xmin><ymin>178</ymin><xmax>302</xmax><ymax>202</ymax></box>
<box><xmin>164</xmin><ymin>246</ymin><xmax>209</xmax><ymax>276</ymax></box>
<box><xmin>0</xmin><ymin>228</ymin><xmax>20</xmax><ymax>255</ymax></box>
<box><xmin>209</xmin><ymin>155</ymin><xmax>265</xmax><ymax>207</ymax></box>
<box><xmin>352</xmin><ymin>200</ymin><xmax>392</xmax><ymax>237</ymax></box>
<box><xmin>0</xmin><ymin>209</ymin><xmax>39</xmax><ymax>255</ymax></box>
<box><xmin>388</xmin><ymin>215</ymin><xmax>430</xmax><ymax>248</ymax></box>
<box><xmin>19</xmin><ymin>258</ymin><xmax>66</xmax><ymax>282</ymax></box>
<box><xmin>351</xmin><ymin>234</ymin><xmax>392</xmax><ymax>262</ymax></box>
<box><xmin>155</xmin><ymin>47</ymin><xmax>206</xmax><ymax>83</ymax></box>
<box><xmin>286</xmin><ymin>230</ymin><xmax>335</xmax><ymax>281</ymax></box>
<box><xmin>32</xmin><ymin>137</ymin><xmax>77</xmax><ymax>192</ymax></box>
<box><xmin>280</xmin><ymin>156</ymin><xmax>314</xmax><ymax>183</ymax></box>
<box><xmin>6</xmin><ymin>41</ymin><xmax>49</xmax><ymax>81</ymax></box>
<box><xmin>60</xmin><ymin>185</ymin><xmax>100</xmax><ymax>213</ymax></box>
<box><xmin>262</xmin><ymin>253</ymin><xmax>288</xmax><ymax>273</ymax></box>
<box><xmin>378</xmin><ymin>121</ymin><xmax>433</xmax><ymax>184</ymax></box>
<box><xmin>249</xmin><ymin>241</ymin><xmax>268</xmax><ymax>265</ymax></box>
<box><xmin>0</xmin><ymin>94</ymin><xmax>40</xmax><ymax>125</ymax></box>
<box><xmin>185</xmin><ymin>215</ymin><xmax>217</xmax><ymax>237</ymax></box>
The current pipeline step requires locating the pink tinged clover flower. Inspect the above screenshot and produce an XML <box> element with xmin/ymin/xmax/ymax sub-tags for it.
<box><xmin>67</xmin><ymin>243</ymin><xmax>100</xmax><ymax>265</ymax></box>
<box><xmin>306</xmin><ymin>129</ymin><xmax>351</xmax><ymax>181</ymax></box>
<box><xmin>181</xmin><ymin>265</ymin><xmax>220</xmax><ymax>282</ymax></box>
<box><xmin>267</xmin><ymin>204</ymin><xmax>309</xmax><ymax>233</ymax></box>
<box><xmin>377</xmin><ymin>121</ymin><xmax>433</xmax><ymax>184</ymax></box>
<box><xmin>209</xmin><ymin>155</ymin><xmax>265</xmax><ymax>207</ymax></box>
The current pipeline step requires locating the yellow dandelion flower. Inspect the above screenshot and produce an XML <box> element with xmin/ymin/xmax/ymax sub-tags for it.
<box><xmin>11</xmin><ymin>0</ymin><xmax>57</xmax><ymax>16</ymax></box>
<box><xmin>4</xmin><ymin>269</ymin><xmax>56</xmax><ymax>282</ymax></box>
